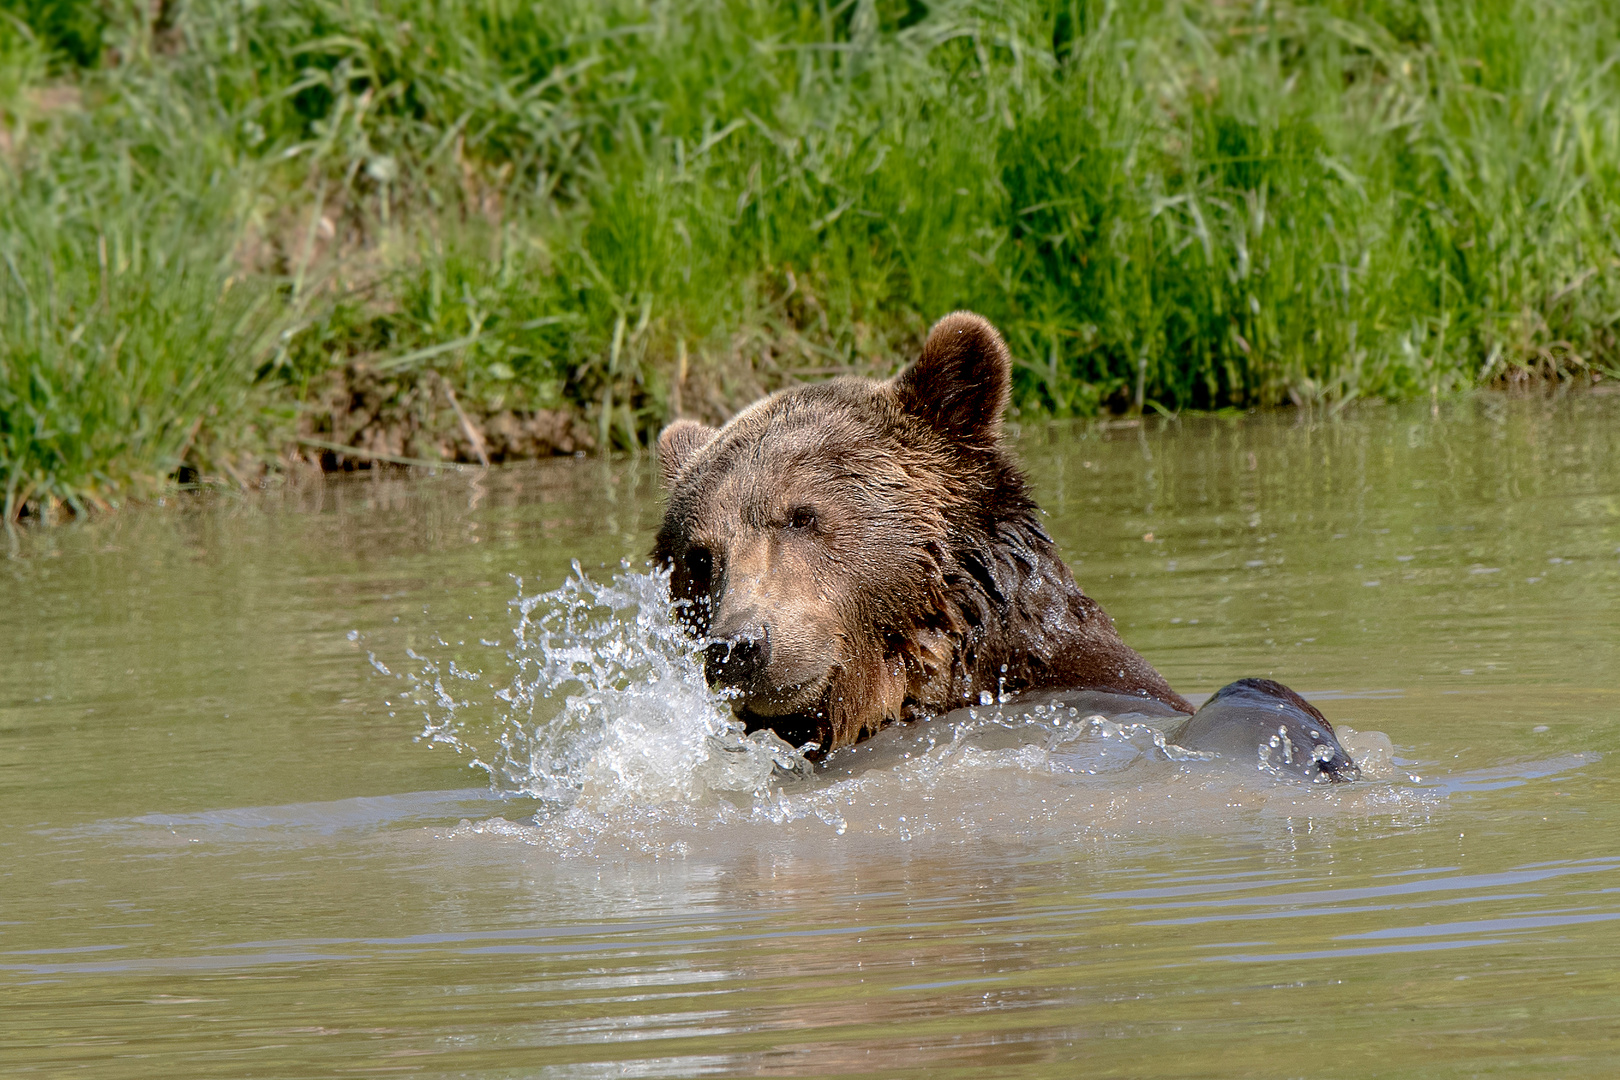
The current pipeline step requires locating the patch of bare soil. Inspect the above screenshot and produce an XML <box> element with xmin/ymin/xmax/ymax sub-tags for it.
<box><xmin>294</xmin><ymin>363</ymin><xmax>594</xmax><ymax>470</ymax></box>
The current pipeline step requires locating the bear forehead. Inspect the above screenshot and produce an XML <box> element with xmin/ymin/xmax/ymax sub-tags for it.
<box><xmin>730</xmin><ymin>378</ymin><xmax>892</xmax><ymax>441</ymax></box>
<box><xmin>688</xmin><ymin>383</ymin><xmax>920</xmax><ymax>483</ymax></box>
<box><xmin>669</xmin><ymin>380</ymin><xmax>958</xmax><ymax>529</ymax></box>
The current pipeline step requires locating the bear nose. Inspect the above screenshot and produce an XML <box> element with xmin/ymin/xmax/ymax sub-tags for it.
<box><xmin>704</xmin><ymin>630</ymin><xmax>769</xmax><ymax>690</ymax></box>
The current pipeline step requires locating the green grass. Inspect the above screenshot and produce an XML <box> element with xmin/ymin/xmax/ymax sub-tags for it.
<box><xmin>3</xmin><ymin>0</ymin><xmax>1619</xmax><ymax>518</ymax></box>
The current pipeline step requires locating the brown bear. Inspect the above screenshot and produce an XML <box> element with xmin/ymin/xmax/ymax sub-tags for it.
<box><xmin>654</xmin><ymin>312</ymin><xmax>1357</xmax><ymax>781</ymax></box>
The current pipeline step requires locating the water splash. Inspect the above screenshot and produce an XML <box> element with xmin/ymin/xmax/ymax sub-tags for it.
<box><xmin>399</xmin><ymin>564</ymin><xmax>810</xmax><ymax>812</ymax></box>
<box><xmin>376</xmin><ymin>566</ymin><xmax>1453</xmax><ymax>857</ymax></box>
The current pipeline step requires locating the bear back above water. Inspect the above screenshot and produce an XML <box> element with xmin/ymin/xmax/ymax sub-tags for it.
<box><xmin>652</xmin><ymin>311</ymin><xmax>1192</xmax><ymax>755</ymax></box>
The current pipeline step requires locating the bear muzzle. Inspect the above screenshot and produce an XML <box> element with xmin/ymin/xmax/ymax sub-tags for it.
<box><xmin>692</xmin><ymin>542</ymin><xmax>841</xmax><ymax>716</ymax></box>
<box><xmin>702</xmin><ymin>622</ymin><xmax>834</xmax><ymax>716</ymax></box>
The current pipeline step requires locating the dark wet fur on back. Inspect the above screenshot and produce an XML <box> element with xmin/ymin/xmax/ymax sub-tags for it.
<box><xmin>1175</xmin><ymin>678</ymin><xmax>1360</xmax><ymax>782</ymax></box>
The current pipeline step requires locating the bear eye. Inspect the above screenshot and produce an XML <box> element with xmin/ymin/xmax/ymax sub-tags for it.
<box><xmin>787</xmin><ymin>506</ymin><xmax>818</xmax><ymax>531</ymax></box>
<box><xmin>683</xmin><ymin>546</ymin><xmax>713</xmax><ymax>586</ymax></box>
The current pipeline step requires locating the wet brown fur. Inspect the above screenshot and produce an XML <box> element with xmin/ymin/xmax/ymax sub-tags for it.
<box><xmin>653</xmin><ymin>312</ymin><xmax>1192</xmax><ymax>754</ymax></box>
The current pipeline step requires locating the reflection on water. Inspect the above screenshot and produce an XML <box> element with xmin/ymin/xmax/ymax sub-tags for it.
<box><xmin>2</xmin><ymin>392</ymin><xmax>1618</xmax><ymax>1077</ymax></box>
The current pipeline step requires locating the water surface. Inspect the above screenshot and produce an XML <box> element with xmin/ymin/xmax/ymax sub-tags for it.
<box><xmin>3</xmin><ymin>392</ymin><xmax>1618</xmax><ymax>1077</ymax></box>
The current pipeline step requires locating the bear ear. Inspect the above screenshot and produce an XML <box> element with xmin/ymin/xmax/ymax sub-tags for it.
<box><xmin>657</xmin><ymin>418</ymin><xmax>718</xmax><ymax>486</ymax></box>
<box><xmin>888</xmin><ymin>311</ymin><xmax>1012</xmax><ymax>445</ymax></box>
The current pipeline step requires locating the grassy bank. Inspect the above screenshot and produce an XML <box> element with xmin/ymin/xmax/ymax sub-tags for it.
<box><xmin>3</xmin><ymin>0</ymin><xmax>1619</xmax><ymax>519</ymax></box>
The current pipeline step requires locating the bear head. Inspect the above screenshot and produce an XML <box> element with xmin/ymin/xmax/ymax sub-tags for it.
<box><xmin>652</xmin><ymin>312</ymin><xmax>1034</xmax><ymax>754</ymax></box>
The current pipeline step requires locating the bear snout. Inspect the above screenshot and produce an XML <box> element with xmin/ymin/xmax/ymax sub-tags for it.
<box><xmin>704</xmin><ymin>631</ymin><xmax>770</xmax><ymax>691</ymax></box>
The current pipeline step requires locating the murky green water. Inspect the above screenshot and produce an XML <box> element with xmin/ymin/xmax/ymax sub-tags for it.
<box><xmin>4</xmin><ymin>392</ymin><xmax>1618</xmax><ymax>1078</ymax></box>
